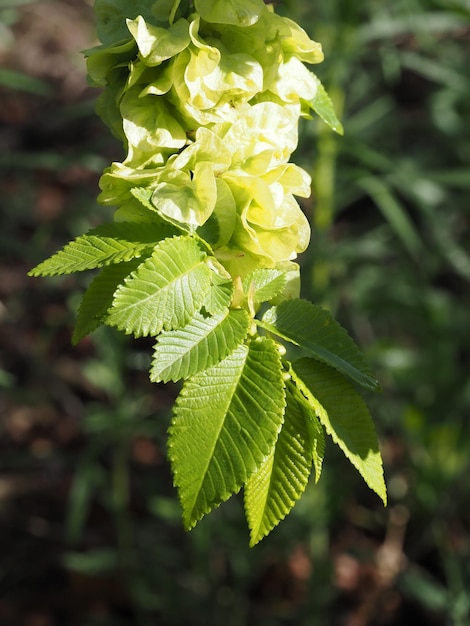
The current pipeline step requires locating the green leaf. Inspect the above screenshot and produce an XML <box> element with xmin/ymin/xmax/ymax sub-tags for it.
<box><xmin>86</xmin><ymin>38</ymin><xmax>136</xmax><ymax>86</ymax></box>
<box><xmin>106</xmin><ymin>236</ymin><xmax>211</xmax><ymax>337</ymax></box>
<box><xmin>245</xmin><ymin>381</ymin><xmax>325</xmax><ymax>546</ymax></box>
<box><xmin>93</xmin><ymin>0</ymin><xmax>155</xmax><ymax>45</ymax></box>
<box><xmin>28</xmin><ymin>222</ymin><xmax>168</xmax><ymax>277</ymax></box>
<box><xmin>193</xmin><ymin>0</ymin><xmax>265</xmax><ymax>26</ymax></box>
<box><xmin>196</xmin><ymin>213</ymin><xmax>220</xmax><ymax>247</ymax></box>
<box><xmin>0</xmin><ymin>68</ymin><xmax>52</xmax><ymax>96</ymax></box>
<box><xmin>261</xmin><ymin>299</ymin><xmax>379</xmax><ymax>391</ymax></box>
<box><xmin>130</xmin><ymin>187</ymin><xmax>159</xmax><ymax>212</ymax></box>
<box><xmin>290</xmin><ymin>382</ymin><xmax>326</xmax><ymax>484</ymax></box>
<box><xmin>150</xmin><ymin>309</ymin><xmax>250</xmax><ymax>383</ymax></box>
<box><xmin>73</xmin><ymin>258</ymin><xmax>147</xmax><ymax>344</ymax></box>
<box><xmin>169</xmin><ymin>337</ymin><xmax>285</xmax><ymax>529</ymax></box>
<box><xmin>127</xmin><ymin>16</ymin><xmax>190</xmax><ymax>66</ymax></box>
<box><xmin>242</xmin><ymin>268</ymin><xmax>286</xmax><ymax>305</ymax></box>
<box><xmin>130</xmin><ymin>187</ymin><xmax>191</xmax><ymax>233</ymax></box>
<box><xmin>291</xmin><ymin>359</ymin><xmax>387</xmax><ymax>505</ymax></box>
<box><xmin>204</xmin><ymin>268</ymin><xmax>234</xmax><ymax>314</ymax></box>
<box><xmin>309</xmin><ymin>74</ymin><xmax>344</xmax><ymax>135</ymax></box>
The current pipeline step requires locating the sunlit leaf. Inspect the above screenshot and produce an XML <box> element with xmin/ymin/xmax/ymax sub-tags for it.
<box><xmin>193</xmin><ymin>0</ymin><xmax>265</xmax><ymax>26</ymax></box>
<box><xmin>169</xmin><ymin>337</ymin><xmax>285</xmax><ymax>529</ymax></box>
<box><xmin>309</xmin><ymin>73</ymin><xmax>344</xmax><ymax>135</ymax></box>
<box><xmin>151</xmin><ymin>309</ymin><xmax>250</xmax><ymax>382</ymax></box>
<box><xmin>127</xmin><ymin>16</ymin><xmax>190</xmax><ymax>66</ymax></box>
<box><xmin>28</xmin><ymin>222</ymin><xmax>165</xmax><ymax>277</ymax></box>
<box><xmin>107</xmin><ymin>236</ymin><xmax>211</xmax><ymax>337</ymax></box>
<box><xmin>242</xmin><ymin>268</ymin><xmax>286</xmax><ymax>305</ymax></box>
<box><xmin>204</xmin><ymin>271</ymin><xmax>234</xmax><ymax>314</ymax></box>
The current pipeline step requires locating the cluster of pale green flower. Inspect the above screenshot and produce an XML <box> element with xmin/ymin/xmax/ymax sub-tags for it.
<box><xmin>88</xmin><ymin>0</ymin><xmax>324</xmax><ymax>283</ymax></box>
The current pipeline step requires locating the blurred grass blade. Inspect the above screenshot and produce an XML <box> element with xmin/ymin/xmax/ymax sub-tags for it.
<box><xmin>400</xmin><ymin>51</ymin><xmax>465</xmax><ymax>90</ymax></box>
<box><xmin>358</xmin><ymin>176</ymin><xmax>424</xmax><ymax>260</ymax></box>
<box><xmin>427</xmin><ymin>169</ymin><xmax>470</xmax><ymax>188</ymax></box>
<box><xmin>66</xmin><ymin>442</ymin><xmax>106</xmax><ymax>542</ymax></box>
<box><xmin>399</xmin><ymin>569</ymin><xmax>449</xmax><ymax>612</ymax></box>
<box><xmin>345</xmin><ymin>95</ymin><xmax>394</xmax><ymax>135</ymax></box>
<box><xmin>63</xmin><ymin>549</ymin><xmax>119</xmax><ymax>575</ymax></box>
<box><xmin>0</xmin><ymin>68</ymin><xmax>52</xmax><ymax>95</ymax></box>
<box><xmin>359</xmin><ymin>13</ymin><xmax>469</xmax><ymax>42</ymax></box>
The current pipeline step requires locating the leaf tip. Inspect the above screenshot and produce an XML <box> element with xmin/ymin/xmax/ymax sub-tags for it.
<box><xmin>334</xmin><ymin>122</ymin><xmax>344</xmax><ymax>136</ymax></box>
<box><xmin>27</xmin><ymin>264</ymin><xmax>53</xmax><ymax>278</ymax></box>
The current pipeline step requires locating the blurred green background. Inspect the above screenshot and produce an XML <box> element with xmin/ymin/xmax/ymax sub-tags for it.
<box><xmin>1</xmin><ymin>1</ymin><xmax>469</xmax><ymax>624</ymax></box>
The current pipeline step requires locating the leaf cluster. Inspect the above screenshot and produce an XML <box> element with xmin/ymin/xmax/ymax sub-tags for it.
<box><xmin>30</xmin><ymin>222</ymin><xmax>385</xmax><ymax>544</ymax></box>
<box><xmin>28</xmin><ymin>0</ymin><xmax>386</xmax><ymax>543</ymax></box>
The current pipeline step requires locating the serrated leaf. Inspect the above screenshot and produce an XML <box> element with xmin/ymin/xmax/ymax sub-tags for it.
<box><xmin>309</xmin><ymin>74</ymin><xmax>344</xmax><ymax>135</ymax></box>
<box><xmin>204</xmin><ymin>273</ymin><xmax>233</xmax><ymax>314</ymax></box>
<box><xmin>242</xmin><ymin>268</ymin><xmax>287</xmax><ymax>305</ymax></box>
<box><xmin>28</xmin><ymin>222</ymin><xmax>168</xmax><ymax>277</ymax></box>
<box><xmin>169</xmin><ymin>337</ymin><xmax>285</xmax><ymax>530</ymax></box>
<box><xmin>245</xmin><ymin>382</ymin><xmax>325</xmax><ymax>546</ymax></box>
<box><xmin>292</xmin><ymin>359</ymin><xmax>387</xmax><ymax>505</ymax></box>
<box><xmin>73</xmin><ymin>258</ymin><xmax>147</xmax><ymax>344</ymax></box>
<box><xmin>150</xmin><ymin>309</ymin><xmax>250</xmax><ymax>383</ymax></box>
<box><xmin>203</xmin><ymin>257</ymin><xmax>234</xmax><ymax>314</ymax></box>
<box><xmin>289</xmin><ymin>381</ymin><xmax>326</xmax><ymax>484</ymax></box>
<box><xmin>130</xmin><ymin>187</ymin><xmax>158</xmax><ymax>212</ymax></box>
<box><xmin>107</xmin><ymin>236</ymin><xmax>211</xmax><ymax>337</ymax></box>
<box><xmin>261</xmin><ymin>299</ymin><xmax>379</xmax><ymax>391</ymax></box>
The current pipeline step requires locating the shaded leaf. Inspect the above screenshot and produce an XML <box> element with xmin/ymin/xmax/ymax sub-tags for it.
<box><xmin>245</xmin><ymin>381</ymin><xmax>325</xmax><ymax>545</ymax></box>
<box><xmin>291</xmin><ymin>382</ymin><xmax>326</xmax><ymax>484</ymax></box>
<box><xmin>261</xmin><ymin>299</ymin><xmax>379</xmax><ymax>391</ymax></box>
<box><xmin>73</xmin><ymin>258</ymin><xmax>146</xmax><ymax>344</ymax></box>
<box><xmin>292</xmin><ymin>359</ymin><xmax>387</xmax><ymax>504</ymax></box>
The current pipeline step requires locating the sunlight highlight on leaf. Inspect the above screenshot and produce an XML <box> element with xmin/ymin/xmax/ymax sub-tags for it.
<box><xmin>169</xmin><ymin>337</ymin><xmax>285</xmax><ymax>529</ymax></box>
<box><xmin>151</xmin><ymin>309</ymin><xmax>250</xmax><ymax>382</ymax></box>
<box><xmin>107</xmin><ymin>236</ymin><xmax>211</xmax><ymax>337</ymax></box>
<box><xmin>28</xmin><ymin>222</ymin><xmax>168</xmax><ymax>277</ymax></box>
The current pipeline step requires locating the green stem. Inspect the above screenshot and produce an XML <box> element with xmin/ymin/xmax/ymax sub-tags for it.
<box><xmin>311</xmin><ymin>84</ymin><xmax>344</xmax><ymax>300</ymax></box>
<box><xmin>113</xmin><ymin>439</ymin><xmax>148</xmax><ymax>625</ymax></box>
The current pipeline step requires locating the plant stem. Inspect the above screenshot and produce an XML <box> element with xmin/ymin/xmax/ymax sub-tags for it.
<box><xmin>113</xmin><ymin>438</ymin><xmax>148</xmax><ymax>625</ymax></box>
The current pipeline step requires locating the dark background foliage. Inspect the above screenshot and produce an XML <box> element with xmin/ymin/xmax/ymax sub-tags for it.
<box><xmin>1</xmin><ymin>1</ymin><xmax>469</xmax><ymax>624</ymax></box>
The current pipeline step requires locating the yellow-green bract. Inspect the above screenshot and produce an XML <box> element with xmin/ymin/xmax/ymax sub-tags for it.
<box><xmin>88</xmin><ymin>0</ymin><xmax>339</xmax><ymax>284</ymax></box>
